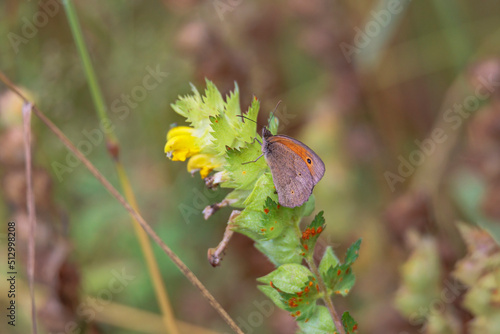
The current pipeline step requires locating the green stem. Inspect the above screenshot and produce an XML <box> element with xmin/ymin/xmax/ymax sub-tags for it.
<box><xmin>308</xmin><ymin>258</ymin><xmax>345</xmax><ymax>334</ymax></box>
<box><xmin>61</xmin><ymin>0</ymin><xmax>117</xmax><ymax>144</ymax></box>
<box><xmin>294</xmin><ymin>225</ymin><xmax>345</xmax><ymax>334</ymax></box>
<box><xmin>61</xmin><ymin>2</ymin><xmax>181</xmax><ymax>333</ymax></box>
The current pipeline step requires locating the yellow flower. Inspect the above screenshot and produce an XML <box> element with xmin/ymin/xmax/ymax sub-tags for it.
<box><xmin>164</xmin><ymin>126</ymin><xmax>201</xmax><ymax>161</ymax></box>
<box><xmin>165</xmin><ymin>126</ymin><xmax>223</xmax><ymax>178</ymax></box>
<box><xmin>187</xmin><ymin>154</ymin><xmax>222</xmax><ymax>179</ymax></box>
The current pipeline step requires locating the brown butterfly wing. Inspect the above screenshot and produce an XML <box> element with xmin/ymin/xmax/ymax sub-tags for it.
<box><xmin>264</xmin><ymin>137</ymin><xmax>318</xmax><ymax>208</ymax></box>
<box><xmin>268</xmin><ymin>135</ymin><xmax>325</xmax><ymax>184</ymax></box>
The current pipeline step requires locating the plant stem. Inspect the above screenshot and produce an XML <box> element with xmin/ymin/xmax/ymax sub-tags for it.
<box><xmin>307</xmin><ymin>257</ymin><xmax>345</xmax><ymax>334</ymax></box>
<box><xmin>0</xmin><ymin>71</ymin><xmax>244</xmax><ymax>334</ymax></box>
<box><xmin>61</xmin><ymin>0</ymin><xmax>117</xmax><ymax>143</ymax></box>
<box><xmin>22</xmin><ymin>103</ymin><xmax>38</xmax><ymax>334</ymax></box>
<box><xmin>294</xmin><ymin>225</ymin><xmax>345</xmax><ymax>334</ymax></box>
<box><xmin>61</xmin><ymin>1</ymin><xmax>179</xmax><ymax>332</ymax></box>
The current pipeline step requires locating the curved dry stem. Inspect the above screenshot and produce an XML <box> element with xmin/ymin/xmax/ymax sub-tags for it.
<box><xmin>22</xmin><ymin>103</ymin><xmax>38</xmax><ymax>334</ymax></box>
<box><xmin>0</xmin><ymin>71</ymin><xmax>243</xmax><ymax>334</ymax></box>
<box><xmin>61</xmin><ymin>1</ymin><xmax>178</xmax><ymax>331</ymax></box>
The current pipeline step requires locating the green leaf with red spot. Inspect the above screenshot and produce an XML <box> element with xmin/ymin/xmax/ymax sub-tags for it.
<box><xmin>322</xmin><ymin>239</ymin><xmax>361</xmax><ymax>297</ymax></box>
<box><xmin>222</xmin><ymin>141</ymin><xmax>267</xmax><ymax>190</ymax></box>
<box><xmin>256</xmin><ymin>197</ymin><xmax>289</xmax><ymax>239</ymax></box>
<box><xmin>231</xmin><ymin>174</ymin><xmax>277</xmax><ymax>239</ymax></box>
<box><xmin>257</xmin><ymin>285</ymin><xmax>284</xmax><ymax>311</ymax></box>
<box><xmin>300</xmin><ymin>211</ymin><xmax>326</xmax><ymax>258</ymax></box>
<box><xmin>209</xmin><ymin>114</ymin><xmax>240</xmax><ymax>155</ymax></box>
<box><xmin>342</xmin><ymin>312</ymin><xmax>358</xmax><ymax>333</ymax></box>
<box><xmin>233</xmin><ymin>174</ymin><xmax>306</xmax><ymax>240</ymax></box>
<box><xmin>259</xmin><ymin>265</ymin><xmax>321</xmax><ymax>321</ymax></box>
<box><xmin>257</xmin><ymin>264</ymin><xmax>314</xmax><ymax>293</ymax></box>
<box><xmin>297</xmin><ymin>306</ymin><xmax>337</xmax><ymax>334</ymax></box>
<box><xmin>255</xmin><ymin>225</ymin><xmax>303</xmax><ymax>265</ymax></box>
<box><xmin>275</xmin><ymin>276</ymin><xmax>321</xmax><ymax>321</ymax></box>
<box><xmin>344</xmin><ymin>239</ymin><xmax>361</xmax><ymax>266</ymax></box>
<box><xmin>324</xmin><ymin>263</ymin><xmax>356</xmax><ymax>297</ymax></box>
<box><xmin>242</xmin><ymin>174</ymin><xmax>278</xmax><ymax>210</ymax></box>
<box><xmin>170</xmin><ymin>81</ymin><xmax>362</xmax><ymax>332</ymax></box>
<box><xmin>319</xmin><ymin>246</ymin><xmax>340</xmax><ymax>276</ymax></box>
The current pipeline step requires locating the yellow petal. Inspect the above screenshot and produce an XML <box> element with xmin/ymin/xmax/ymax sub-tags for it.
<box><xmin>166</xmin><ymin>126</ymin><xmax>194</xmax><ymax>141</ymax></box>
<box><xmin>164</xmin><ymin>133</ymin><xmax>200</xmax><ymax>161</ymax></box>
<box><xmin>199</xmin><ymin>166</ymin><xmax>212</xmax><ymax>179</ymax></box>
<box><xmin>187</xmin><ymin>154</ymin><xmax>222</xmax><ymax>178</ymax></box>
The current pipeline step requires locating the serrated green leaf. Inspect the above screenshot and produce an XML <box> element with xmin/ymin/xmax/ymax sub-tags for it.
<box><xmin>222</xmin><ymin>84</ymin><xmax>241</xmax><ymax>119</ymax></box>
<box><xmin>255</xmin><ymin>226</ymin><xmax>303</xmax><ymax>265</ymax></box>
<box><xmin>243</xmin><ymin>173</ymin><xmax>277</xmax><ymax>209</ymax></box>
<box><xmin>297</xmin><ymin>306</ymin><xmax>337</xmax><ymax>334</ymax></box>
<box><xmin>222</xmin><ymin>142</ymin><xmax>268</xmax><ymax>190</ymax></box>
<box><xmin>171</xmin><ymin>80</ymin><xmax>251</xmax><ymax>156</ymax></box>
<box><xmin>171</xmin><ymin>80</ymin><xmax>223</xmax><ymax>127</ymax></box>
<box><xmin>235</xmin><ymin>97</ymin><xmax>259</xmax><ymax>144</ymax></box>
<box><xmin>289</xmin><ymin>303</ymin><xmax>318</xmax><ymax>322</ymax></box>
<box><xmin>344</xmin><ymin>239</ymin><xmax>362</xmax><ymax>265</ymax></box>
<box><xmin>342</xmin><ymin>312</ymin><xmax>358</xmax><ymax>333</ymax></box>
<box><xmin>257</xmin><ymin>264</ymin><xmax>313</xmax><ymax>293</ymax></box>
<box><xmin>319</xmin><ymin>247</ymin><xmax>340</xmax><ymax>277</ymax></box>
<box><xmin>310</xmin><ymin>211</ymin><xmax>325</xmax><ymax>227</ymax></box>
<box><xmin>201</xmin><ymin>80</ymin><xmax>225</xmax><ymax>117</ymax></box>
<box><xmin>170</xmin><ymin>80</ymin><xmax>227</xmax><ymax>155</ymax></box>
<box><xmin>334</xmin><ymin>267</ymin><xmax>356</xmax><ymax>294</ymax></box>
<box><xmin>300</xmin><ymin>211</ymin><xmax>326</xmax><ymax>258</ymax></box>
<box><xmin>232</xmin><ymin>174</ymin><xmax>279</xmax><ymax>239</ymax></box>
<box><xmin>324</xmin><ymin>263</ymin><xmax>356</xmax><ymax>296</ymax></box>
<box><xmin>322</xmin><ymin>239</ymin><xmax>361</xmax><ymax>297</ymax></box>
<box><xmin>207</xmin><ymin>85</ymin><xmax>255</xmax><ymax>155</ymax></box>
<box><xmin>209</xmin><ymin>114</ymin><xmax>239</xmax><ymax>155</ymax></box>
<box><xmin>271</xmin><ymin>275</ymin><xmax>320</xmax><ymax>321</ymax></box>
<box><xmin>233</xmin><ymin>174</ymin><xmax>306</xmax><ymax>240</ymax></box>
<box><xmin>257</xmin><ymin>197</ymin><xmax>294</xmax><ymax>239</ymax></box>
<box><xmin>259</xmin><ymin>266</ymin><xmax>321</xmax><ymax>322</ymax></box>
<box><xmin>257</xmin><ymin>285</ymin><xmax>286</xmax><ymax>311</ymax></box>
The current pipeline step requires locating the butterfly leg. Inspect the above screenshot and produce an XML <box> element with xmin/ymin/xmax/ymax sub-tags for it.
<box><xmin>242</xmin><ymin>153</ymin><xmax>264</xmax><ymax>165</ymax></box>
<box><xmin>247</xmin><ymin>136</ymin><xmax>261</xmax><ymax>145</ymax></box>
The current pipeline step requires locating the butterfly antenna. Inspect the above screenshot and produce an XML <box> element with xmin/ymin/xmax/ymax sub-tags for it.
<box><xmin>269</xmin><ymin>100</ymin><xmax>282</xmax><ymax>123</ymax></box>
<box><xmin>236</xmin><ymin>115</ymin><xmax>258</xmax><ymax>123</ymax></box>
<box><xmin>271</xmin><ymin>100</ymin><xmax>282</xmax><ymax>116</ymax></box>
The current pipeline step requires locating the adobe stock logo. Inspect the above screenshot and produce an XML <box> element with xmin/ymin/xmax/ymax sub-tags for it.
<box><xmin>178</xmin><ymin>186</ymin><xmax>219</xmax><ymax>224</ymax></box>
<box><xmin>212</xmin><ymin>0</ymin><xmax>243</xmax><ymax>21</ymax></box>
<box><xmin>384</xmin><ymin>74</ymin><xmax>500</xmax><ymax>192</ymax></box>
<box><xmin>8</xmin><ymin>0</ymin><xmax>62</xmax><ymax>54</ymax></box>
<box><xmin>51</xmin><ymin>65</ymin><xmax>168</xmax><ymax>182</ymax></box>
<box><xmin>340</xmin><ymin>0</ymin><xmax>411</xmax><ymax>64</ymax></box>
<box><xmin>407</xmin><ymin>279</ymin><xmax>467</xmax><ymax>333</ymax></box>
<box><xmin>223</xmin><ymin>299</ymin><xmax>275</xmax><ymax>334</ymax></box>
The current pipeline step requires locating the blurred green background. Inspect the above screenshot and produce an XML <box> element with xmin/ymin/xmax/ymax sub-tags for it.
<box><xmin>1</xmin><ymin>0</ymin><xmax>500</xmax><ymax>333</ymax></box>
